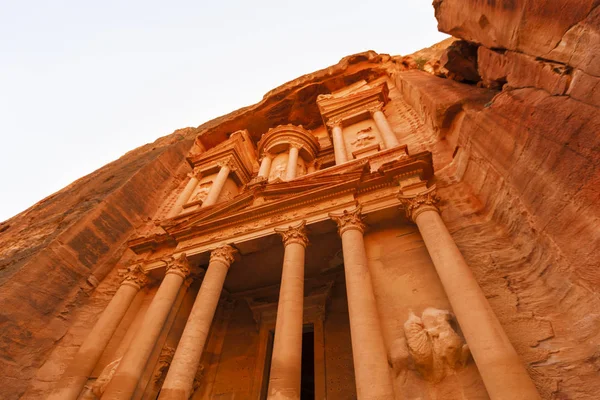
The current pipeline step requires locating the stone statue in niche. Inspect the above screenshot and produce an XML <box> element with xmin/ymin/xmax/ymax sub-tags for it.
<box><xmin>350</xmin><ymin>126</ymin><xmax>376</xmax><ymax>148</ymax></box>
<box><xmin>402</xmin><ymin>308</ymin><xmax>470</xmax><ymax>382</ymax></box>
<box><xmin>190</xmin><ymin>182</ymin><xmax>211</xmax><ymax>203</ymax></box>
<box><xmin>81</xmin><ymin>357</ymin><xmax>122</xmax><ymax>399</ymax></box>
<box><xmin>269</xmin><ymin>158</ymin><xmax>287</xmax><ymax>182</ymax></box>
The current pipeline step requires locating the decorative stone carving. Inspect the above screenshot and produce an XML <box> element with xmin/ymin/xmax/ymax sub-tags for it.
<box><xmin>403</xmin><ymin>308</ymin><xmax>470</xmax><ymax>382</ymax></box>
<box><xmin>84</xmin><ymin>357</ymin><xmax>122</xmax><ymax>399</ymax></box>
<box><xmin>152</xmin><ymin>346</ymin><xmax>176</xmax><ymax>388</ymax></box>
<box><xmin>275</xmin><ymin>220</ymin><xmax>309</xmax><ymax>248</ymax></box>
<box><xmin>217</xmin><ymin>156</ymin><xmax>237</xmax><ymax>171</ymax></box>
<box><xmin>121</xmin><ymin>264</ymin><xmax>149</xmax><ymax>289</ymax></box>
<box><xmin>329</xmin><ymin>206</ymin><xmax>366</xmax><ymax>235</ymax></box>
<box><xmin>398</xmin><ymin>186</ymin><xmax>441</xmax><ymax>222</ymax></box>
<box><xmin>210</xmin><ymin>244</ymin><xmax>237</xmax><ymax>267</ymax></box>
<box><xmin>190</xmin><ymin>182</ymin><xmax>211</xmax><ymax>203</ymax></box>
<box><xmin>367</xmin><ymin>102</ymin><xmax>384</xmax><ymax>115</ymax></box>
<box><xmin>268</xmin><ymin>154</ymin><xmax>288</xmax><ymax>182</ymax></box>
<box><xmin>350</xmin><ymin>127</ymin><xmax>376</xmax><ymax>148</ymax></box>
<box><xmin>325</xmin><ymin>118</ymin><xmax>343</xmax><ymax>130</ymax></box>
<box><xmin>165</xmin><ymin>253</ymin><xmax>191</xmax><ymax>278</ymax></box>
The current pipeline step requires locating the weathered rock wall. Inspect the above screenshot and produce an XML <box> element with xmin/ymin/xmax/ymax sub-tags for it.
<box><xmin>0</xmin><ymin>130</ymin><xmax>197</xmax><ymax>399</ymax></box>
<box><xmin>381</xmin><ymin>2</ymin><xmax>600</xmax><ymax>397</ymax></box>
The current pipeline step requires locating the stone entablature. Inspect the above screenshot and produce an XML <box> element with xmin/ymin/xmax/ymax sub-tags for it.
<box><xmin>127</xmin><ymin>146</ymin><xmax>433</xmax><ymax>269</ymax></box>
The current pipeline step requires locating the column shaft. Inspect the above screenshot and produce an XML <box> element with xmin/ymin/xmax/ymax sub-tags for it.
<box><xmin>202</xmin><ymin>165</ymin><xmax>230</xmax><ymax>207</ymax></box>
<box><xmin>339</xmin><ymin>228</ymin><xmax>395</xmax><ymax>400</ymax></box>
<box><xmin>268</xmin><ymin>223</ymin><xmax>307</xmax><ymax>399</ymax></box>
<box><xmin>285</xmin><ymin>146</ymin><xmax>299</xmax><ymax>181</ymax></box>
<box><xmin>331</xmin><ymin>124</ymin><xmax>348</xmax><ymax>165</ymax></box>
<box><xmin>101</xmin><ymin>257</ymin><xmax>190</xmax><ymax>400</ymax></box>
<box><xmin>167</xmin><ymin>175</ymin><xmax>199</xmax><ymax>218</ymax></box>
<box><xmin>49</xmin><ymin>283</ymin><xmax>141</xmax><ymax>400</ymax></box>
<box><xmin>415</xmin><ymin>210</ymin><xmax>541</xmax><ymax>400</ymax></box>
<box><xmin>158</xmin><ymin>246</ymin><xmax>236</xmax><ymax>400</ymax></box>
<box><xmin>258</xmin><ymin>155</ymin><xmax>273</xmax><ymax>179</ymax></box>
<box><xmin>372</xmin><ymin>109</ymin><xmax>399</xmax><ymax>149</ymax></box>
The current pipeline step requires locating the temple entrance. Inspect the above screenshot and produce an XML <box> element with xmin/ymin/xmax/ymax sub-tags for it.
<box><xmin>301</xmin><ymin>325</ymin><xmax>315</xmax><ymax>399</ymax></box>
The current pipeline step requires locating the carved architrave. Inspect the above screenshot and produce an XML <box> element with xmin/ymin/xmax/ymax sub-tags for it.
<box><xmin>210</xmin><ymin>244</ymin><xmax>237</xmax><ymax>268</ymax></box>
<box><xmin>398</xmin><ymin>186</ymin><xmax>440</xmax><ymax>222</ymax></box>
<box><xmin>165</xmin><ymin>253</ymin><xmax>191</xmax><ymax>278</ymax></box>
<box><xmin>275</xmin><ymin>220</ymin><xmax>309</xmax><ymax>248</ymax></box>
<box><xmin>121</xmin><ymin>264</ymin><xmax>149</xmax><ymax>290</ymax></box>
<box><xmin>329</xmin><ymin>206</ymin><xmax>366</xmax><ymax>236</ymax></box>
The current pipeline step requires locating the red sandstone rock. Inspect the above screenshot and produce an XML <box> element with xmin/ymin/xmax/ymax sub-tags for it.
<box><xmin>439</xmin><ymin>40</ymin><xmax>480</xmax><ymax>82</ymax></box>
<box><xmin>1</xmin><ymin>3</ymin><xmax>599</xmax><ymax>399</ymax></box>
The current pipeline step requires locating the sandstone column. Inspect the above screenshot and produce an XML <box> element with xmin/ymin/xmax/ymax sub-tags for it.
<box><xmin>285</xmin><ymin>144</ymin><xmax>300</xmax><ymax>181</ymax></box>
<box><xmin>267</xmin><ymin>221</ymin><xmax>309</xmax><ymax>399</ymax></box>
<box><xmin>158</xmin><ymin>245</ymin><xmax>237</xmax><ymax>400</ymax></box>
<box><xmin>258</xmin><ymin>152</ymin><xmax>274</xmax><ymax>179</ymax></box>
<box><xmin>369</xmin><ymin>104</ymin><xmax>399</xmax><ymax>149</ymax></box>
<box><xmin>167</xmin><ymin>170</ymin><xmax>200</xmax><ymax>218</ymax></box>
<box><xmin>101</xmin><ymin>254</ymin><xmax>191</xmax><ymax>400</ymax></box>
<box><xmin>328</xmin><ymin>120</ymin><xmax>348</xmax><ymax>165</ymax></box>
<box><xmin>202</xmin><ymin>159</ymin><xmax>233</xmax><ymax>207</ymax></box>
<box><xmin>49</xmin><ymin>266</ymin><xmax>149</xmax><ymax>400</ymax></box>
<box><xmin>399</xmin><ymin>187</ymin><xmax>541</xmax><ymax>400</ymax></box>
<box><xmin>329</xmin><ymin>208</ymin><xmax>395</xmax><ymax>400</ymax></box>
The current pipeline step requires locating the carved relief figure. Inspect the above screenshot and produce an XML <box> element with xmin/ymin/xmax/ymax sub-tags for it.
<box><xmin>82</xmin><ymin>357</ymin><xmax>122</xmax><ymax>399</ymax></box>
<box><xmin>190</xmin><ymin>182</ymin><xmax>211</xmax><ymax>203</ymax></box>
<box><xmin>350</xmin><ymin>127</ymin><xmax>375</xmax><ymax>148</ymax></box>
<box><xmin>403</xmin><ymin>308</ymin><xmax>470</xmax><ymax>382</ymax></box>
<box><xmin>153</xmin><ymin>346</ymin><xmax>176</xmax><ymax>388</ymax></box>
<box><xmin>268</xmin><ymin>154</ymin><xmax>288</xmax><ymax>182</ymax></box>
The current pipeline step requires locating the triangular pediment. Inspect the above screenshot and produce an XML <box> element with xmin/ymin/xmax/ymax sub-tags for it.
<box><xmin>163</xmin><ymin>165</ymin><xmax>369</xmax><ymax>238</ymax></box>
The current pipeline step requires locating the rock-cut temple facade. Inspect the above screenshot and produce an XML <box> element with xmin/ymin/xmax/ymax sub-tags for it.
<box><xmin>1</xmin><ymin>2</ymin><xmax>599</xmax><ymax>400</ymax></box>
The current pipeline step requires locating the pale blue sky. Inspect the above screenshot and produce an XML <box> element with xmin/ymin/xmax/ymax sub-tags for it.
<box><xmin>0</xmin><ymin>1</ymin><xmax>448</xmax><ymax>221</ymax></box>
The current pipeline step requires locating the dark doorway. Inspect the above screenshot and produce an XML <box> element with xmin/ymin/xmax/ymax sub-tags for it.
<box><xmin>301</xmin><ymin>325</ymin><xmax>315</xmax><ymax>400</ymax></box>
<box><xmin>261</xmin><ymin>326</ymin><xmax>315</xmax><ymax>400</ymax></box>
<box><xmin>260</xmin><ymin>330</ymin><xmax>275</xmax><ymax>399</ymax></box>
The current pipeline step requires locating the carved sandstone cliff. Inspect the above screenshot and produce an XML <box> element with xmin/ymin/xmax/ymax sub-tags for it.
<box><xmin>1</xmin><ymin>2</ymin><xmax>598</xmax><ymax>399</ymax></box>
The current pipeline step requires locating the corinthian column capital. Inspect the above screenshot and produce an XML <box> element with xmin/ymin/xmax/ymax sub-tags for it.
<box><xmin>326</xmin><ymin>118</ymin><xmax>343</xmax><ymax>130</ymax></box>
<box><xmin>398</xmin><ymin>186</ymin><xmax>441</xmax><ymax>222</ymax></box>
<box><xmin>329</xmin><ymin>206</ymin><xmax>366</xmax><ymax>235</ymax></box>
<box><xmin>275</xmin><ymin>221</ymin><xmax>309</xmax><ymax>248</ymax></box>
<box><xmin>121</xmin><ymin>264</ymin><xmax>150</xmax><ymax>289</ymax></box>
<box><xmin>367</xmin><ymin>102</ymin><xmax>384</xmax><ymax>115</ymax></box>
<box><xmin>217</xmin><ymin>156</ymin><xmax>237</xmax><ymax>171</ymax></box>
<box><xmin>210</xmin><ymin>245</ymin><xmax>237</xmax><ymax>267</ymax></box>
<box><xmin>165</xmin><ymin>253</ymin><xmax>191</xmax><ymax>278</ymax></box>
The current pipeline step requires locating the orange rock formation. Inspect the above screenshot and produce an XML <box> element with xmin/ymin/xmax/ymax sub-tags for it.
<box><xmin>0</xmin><ymin>2</ymin><xmax>598</xmax><ymax>399</ymax></box>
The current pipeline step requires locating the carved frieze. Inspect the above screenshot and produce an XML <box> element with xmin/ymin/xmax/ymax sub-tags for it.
<box><xmin>329</xmin><ymin>206</ymin><xmax>366</xmax><ymax>235</ymax></box>
<box><xmin>398</xmin><ymin>186</ymin><xmax>441</xmax><ymax>222</ymax></box>
<box><xmin>165</xmin><ymin>253</ymin><xmax>191</xmax><ymax>278</ymax></box>
<box><xmin>275</xmin><ymin>220</ymin><xmax>309</xmax><ymax>248</ymax></box>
